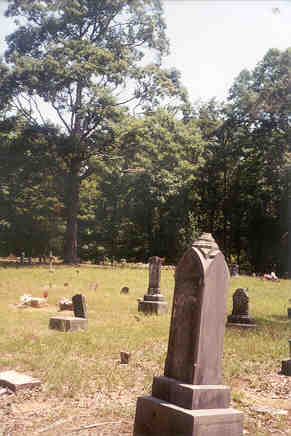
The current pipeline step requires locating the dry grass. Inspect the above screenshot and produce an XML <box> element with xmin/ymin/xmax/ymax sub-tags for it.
<box><xmin>0</xmin><ymin>263</ymin><xmax>290</xmax><ymax>435</ymax></box>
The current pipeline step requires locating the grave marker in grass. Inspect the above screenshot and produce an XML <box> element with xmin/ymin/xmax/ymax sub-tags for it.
<box><xmin>134</xmin><ymin>233</ymin><xmax>244</xmax><ymax>435</ymax></box>
<box><xmin>138</xmin><ymin>256</ymin><xmax>168</xmax><ymax>315</ymax></box>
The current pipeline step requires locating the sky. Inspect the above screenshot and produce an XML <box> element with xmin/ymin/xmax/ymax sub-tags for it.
<box><xmin>0</xmin><ymin>0</ymin><xmax>290</xmax><ymax>105</ymax></box>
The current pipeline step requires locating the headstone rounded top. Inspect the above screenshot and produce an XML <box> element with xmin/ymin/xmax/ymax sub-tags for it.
<box><xmin>192</xmin><ymin>233</ymin><xmax>220</xmax><ymax>259</ymax></box>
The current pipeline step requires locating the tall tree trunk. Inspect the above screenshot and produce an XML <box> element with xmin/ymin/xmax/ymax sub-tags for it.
<box><xmin>64</xmin><ymin>159</ymin><xmax>81</xmax><ymax>264</ymax></box>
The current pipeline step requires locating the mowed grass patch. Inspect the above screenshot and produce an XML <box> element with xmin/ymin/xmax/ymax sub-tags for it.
<box><xmin>0</xmin><ymin>265</ymin><xmax>173</xmax><ymax>399</ymax></box>
<box><xmin>0</xmin><ymin>265</ymin><xmax>290</xmax><ymax>434</ymax></box>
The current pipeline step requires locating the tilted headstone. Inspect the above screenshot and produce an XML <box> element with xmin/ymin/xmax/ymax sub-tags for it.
<box><xmin>72</xmin><ymin>293</ymin><xmax>87</xmax><ymax>319</ymax></box>
<box><xmin>134</xmin><ymin>233</ymin><xmax>244</xmax><ymax>436</ymax></box>
<box><xmin>227</xmin><ymin>288</ymin><xmax>255</xmax><ymax>327</ymax></box>
<box><xmin>138</xmin><ymin>256</ymin><xmax>168</xmax><ymax>315</ymax></box>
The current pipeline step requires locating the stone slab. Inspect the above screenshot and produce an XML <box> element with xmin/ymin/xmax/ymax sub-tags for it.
<box><xmin>133</xmin><ymin>396</ymin><xmax>244</xmax><ymax>436</ymax></box>
<box><xmin>281</xmin><ymin>359</ymin><xmax>291</xmax><ymax>376</ymax></box>
<box><xmin>152</xmin><ymin>376</ymin><xmax>230</xmax><ymax>410</ymax></box>
<box><xmin>138</xmin><ymin>300</ymin><xmax>168</xmax><ymax>315</ymax></box>
<box><xmin>49</xmin><ymin>316</ymin><xmax>88</xmax><ymax>332</ymax></box>
<box><xmin>0</xmin><ymin>370</ymin><xmax>41</xmax><ymax>392</ymax></box>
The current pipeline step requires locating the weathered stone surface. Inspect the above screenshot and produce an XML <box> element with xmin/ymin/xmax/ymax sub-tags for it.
<box><xmin>138</xmin><ymin>256</ymin><xmax>168</xmax><ymax>315</ymax></box>
<box><xmin>148</xmin><ymin>256</ymin><xmax>162</xmax><ymax>295</ymax></box>
<box><xmin>134</xmin><ymin>396</ymin><xmax>244</xmax><ymax>436</ymax></box>
<box><xmin>0</xmin><ymin>370</ymin><xmax>41</xmax><ymax>392</ymax></box>
<box><xmin>152</xmin><ymin>376</ymin><xmax>230</xmax><ymax>410</ymax></box>
<box><xmin>72</xmin><ymin>294</ymin><xmax>87</xmax><ymax>319</ymax></box>
<box><xmin>49</xmin><ymin>316</ymin><xmax>88</xmax><ymax>332</ymax></box>
<box><xmin>227</xmin><ymin>288</ymin><xmax>255</xmax><ymax>326</ymax></box>
<box><xmin>164</xmin><ymin>234</ymin><xmax>229</xmax><ymax>385</ymax></box>
<box><xmin>133</xmin><ymin>234</ymin><xmax>244</xmax><ymax>436</ymax></box>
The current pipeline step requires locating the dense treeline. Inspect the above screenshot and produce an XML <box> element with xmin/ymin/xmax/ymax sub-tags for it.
<box><xmin>0</xmin><ymin>1</ymin><xmax>290</xmax><ymax>274</ymax></box>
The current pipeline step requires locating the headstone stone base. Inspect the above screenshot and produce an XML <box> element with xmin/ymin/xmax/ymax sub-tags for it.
<box><xmin>138</xmin><ymin>297</ymin><xmax>168</xmax><ymax>315</ymax></box>
<box><xmin>133</xmin><ymin>395</ymin><xmax>244</xmax><ymax>436</ymax></box>
<box><xmin>152</xmin><ymin>376</ymin><xmax>230</xmax><ymax>410</ymax></box>
<box><xmin>287</xmin><ymin>308</ymin><xmax>291</xmax><ymax>319</ymax></box>
<box><xmin>227</xmin><ymin>315</ymin><xmax>255</xmax><ymax>325</ymax></box>
<box><xmin>49</xmin><ymin>316</ymin><xmax>88</xmax><ymax>332</ymax></box>
<box><xmin>226</xmin><ymin>323</ymin><xmax>256</xmax><ymax>329</ymax></box>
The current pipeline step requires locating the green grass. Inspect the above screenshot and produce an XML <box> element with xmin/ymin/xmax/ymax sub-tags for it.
<box><xmin>0</xmin><ymin>264</ymin><xmax>290</xmax><ymax>434</ymax></box>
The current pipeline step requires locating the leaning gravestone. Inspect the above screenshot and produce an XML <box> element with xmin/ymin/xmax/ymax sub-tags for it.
<box><xmin>138</xmin><ymin>256</ymin><xmax>168</xmax><ymax>315</ymax></box>
<box><xmin>227</xmin><ymin>288</ymin><xmax>256</xmax><ymax>327</ymax></box>
<box><xmin>134</xmin><ymin>233</ymin><xmax>244</xmax><ymax>435</ymax></box>
<box><xmin>49</xmin><ymin>293</ymin><xmax>88</xmax><ymax>332</ymax></box>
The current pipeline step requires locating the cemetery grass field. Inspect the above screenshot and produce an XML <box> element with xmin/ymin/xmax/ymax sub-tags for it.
<box><xmin>0</xmin><ymin>262</ymin><xmax>290</xmax><ymax>435</ymax></box>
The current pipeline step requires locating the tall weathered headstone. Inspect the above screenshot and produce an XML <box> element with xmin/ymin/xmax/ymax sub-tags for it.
<box><xmin>138</xmin><ymin>256</ymin><xmax>168</xmax><ymax>315</ymax></box>
<box><xmin>134</xmin><ymin>233</ymin><xmax>244</xmax><ymax>435</ymax></box>
<box><xmin>227</xmin><ymin>288</ymin><xmax>256</xmax><ymax>327</ymax></box>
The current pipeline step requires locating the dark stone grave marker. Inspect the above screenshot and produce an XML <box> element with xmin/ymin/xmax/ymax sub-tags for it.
<box><xmin>49</xmin><ymin>293</ymin><xmax>88</xmax><ymax>332</ymax></box>
<box><xmin>72</xmin><ymin>293</ymin><xmax>87</xmax><ymax>319</ymax></box>
<box><xmin>133</xmin><ymin>233</ymin><xmax>244</xmax><ymax>435</ymax></box>
<box><xmin>227</xmin><ymin>288</ymin><xmax>256</xmax><ymax>327</ymax></box>
<box><xmin>138</xmin><ymin>256</ymin><xmax>168</xmax><ymax>315</ymax></box>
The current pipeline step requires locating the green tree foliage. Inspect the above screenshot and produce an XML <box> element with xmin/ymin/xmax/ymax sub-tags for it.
<box><xmin>3</xmin><ymin>0</ymin><xmax>187</xmax><ymax>262</ymax></box>
<box><xmin>194</xmin><ymin>48</ymin><xmax>290</xmax><ymax>273</ymax></box>
<box><xmin>89</xmin><ymin>109</ymin><xmax>204</xmax><ymax>263</ymax></box>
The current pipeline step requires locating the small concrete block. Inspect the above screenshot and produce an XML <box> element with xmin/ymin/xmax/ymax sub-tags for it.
<box><xmin>281</xmin><ymin>359</ymin><xmax>291</xmax><ymax>376</ymax></box>
<box><xmin>138</xmin><ymin>300</ymin><xmax>168</xmax><ymax>315</ymax></box>
<box><xmin>133</xmin><ymin>396</ymin><xmax>244</xmax><ymax>436</ymax></box>
<box><xmin>0</xmin><ymin>370</ymin><xmax>41</xmax><ymax>392</ymax></box>
<box><xmin>49</xmin><ymin>316</ymin><xmax>88</xmax><ymax>332</ymax></box>
<box><xmin>152</xmin><ymin>376</ymin><xmax>230</xmax><ymax>410</ymax></box>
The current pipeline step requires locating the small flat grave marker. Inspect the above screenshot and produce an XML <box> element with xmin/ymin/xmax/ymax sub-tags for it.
<box><xmin>0</xmin><ymin>370</ymin><xmax>41</xmax><ymax>392</ymax></box>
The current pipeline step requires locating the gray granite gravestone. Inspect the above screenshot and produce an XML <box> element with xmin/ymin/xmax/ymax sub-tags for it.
<box><xmin>138</xmin><ymin>256</ymin><xmax>168</xmax><ymax>315</ymax></box>
<box><xmin>227</xmin><ymin>288</ymin><xmax>256</xmax><ymax>327</ymax></box>
<box><xmin>133</xmin><ymin>233</ymin><xmax>244</xmax><ymax>436</ymax></box>
<box><xmin>49</xmin><ymin>293</ymin><xmax>88</xmax><ymax>332</ymax></box>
